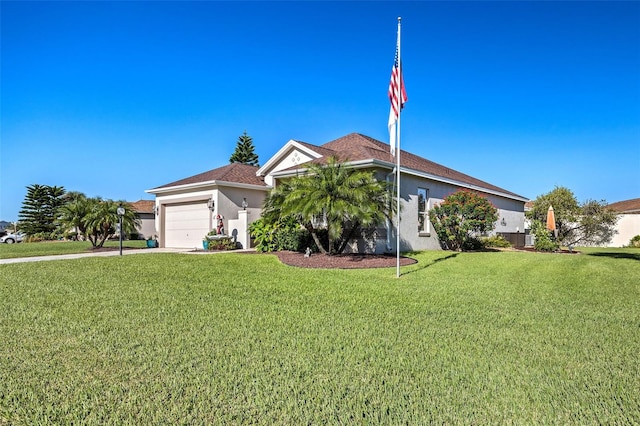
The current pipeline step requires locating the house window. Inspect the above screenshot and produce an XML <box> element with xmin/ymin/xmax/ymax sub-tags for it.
<box><xmin>418</xmin><ymin>188</ymin><xmax>430</xmax><ymax>235</ymax></box>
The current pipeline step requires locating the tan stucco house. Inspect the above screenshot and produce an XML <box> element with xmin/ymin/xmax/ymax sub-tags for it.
<box><xmin>128</xmin><ymin>199</ymin><xmax>157</xmax><ymax>239</ymax></box>
<box><xmin>146</xmin><ymin>133</ymin><xmax>528</xmax><ymax>251</ymax></box>
<box><xmin>607</xmin><ymin>198</ymin><xmax>640</xmax><ymax>247</ymax></box>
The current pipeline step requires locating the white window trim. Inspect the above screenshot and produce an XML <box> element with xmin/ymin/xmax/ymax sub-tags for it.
<box><xmin>418</xmin><ymin>188</ymin><xmax>430</xmax><ymax>236</ymax></box>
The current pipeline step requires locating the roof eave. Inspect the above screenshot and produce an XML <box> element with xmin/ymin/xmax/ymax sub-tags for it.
<box><xmin>270</xmin><ymin>158</ymin><xmax>527</xmax><ymax>202</ymax></box>
<box><xmin>146</xmin><ymin>180</ymin><xmax>270</xmax><ymax>195</ymax></box>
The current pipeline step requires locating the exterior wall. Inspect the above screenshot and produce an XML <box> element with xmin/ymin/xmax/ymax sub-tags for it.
<box><xmin>153</xmin><ymin>185</ymin><xmax>266</xmax><ymax>248</ymax></box>
<box><xmin>608</xmin><ymin>214</ymin><xmax>640</xmax><ymax>247</ymax></box>
<box><xmin>136</xmin><ymin>213</ymin><xmax>156</xmax><ymax>239</ymax></box>
<box><xmin>395</xmin><ymin>173</ymin><xmax>526</xmax><ymax>252</ymax></box>
<box><xmin>154</xmin><ymin>188</ymin><xmax>217</xmax><ymax>247</ymax></box>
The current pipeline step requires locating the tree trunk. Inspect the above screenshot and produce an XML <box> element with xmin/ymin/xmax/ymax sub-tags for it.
<box><xmin>305</xmin><ymin>222</ymin><xmax>327</xmax><ymax>254</ymax></box>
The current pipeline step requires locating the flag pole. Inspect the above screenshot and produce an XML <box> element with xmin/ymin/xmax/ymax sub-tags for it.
<box><xmin>396</xmin><ymin>16</ymin><xmax>402</xmax><ymax>278</ymax></box>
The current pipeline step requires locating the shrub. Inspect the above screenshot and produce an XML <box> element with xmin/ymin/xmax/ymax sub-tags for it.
<box><xmin>250</xmin><ymin>217</ymin><xmax>316</xmax><ymax>253</ymax></box>
<box><xmin>629</xmin><ymin>235</ymin><xmax>640</xmax><ymax>248</ymax></box>
<box><xmin>482</xmin><ymin>234</ymin><xmax>512</xmax><ymax>248</ymax></box>
<box><xmin>429</xmin><ymin>190</ymin><xmax>499</xmax><ymax>251</ymax></box>
<box><xmin>532</xmin><ymin>221</ymin><xmax>559</xmax><ymax>252</ymax></box>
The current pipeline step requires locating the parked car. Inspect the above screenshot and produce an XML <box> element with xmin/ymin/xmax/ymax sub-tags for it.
<box><xmin>0</xmin><ymin>232</ymin><xmax>25</xmax><ymax>244</ymax></box>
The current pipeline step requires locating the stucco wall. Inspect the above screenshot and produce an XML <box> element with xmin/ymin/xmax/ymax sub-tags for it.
<box><xmin>396</xmin><ymin>173</ymin><xmax>526</xmax><ymax>252</ymax></box>
<box><xmin>608</xmin><ymin>214</ymin><xmax>640</xmax><ymax>247</ymax></box>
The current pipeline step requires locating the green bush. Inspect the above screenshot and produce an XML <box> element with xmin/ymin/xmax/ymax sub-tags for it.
<box><xmin>629</xmin><ymin>235</ymin><xmax>640</xmax><ymax>248</ymax></box>
<box><xmin>429</xmin><ymin>190</ymin><xmax>499</xmax><ymax>251</ymax></box>
<box><xmin>532</xmin><ymin>221</ymin><xmax>559</xmax><ymax>252</ymax></box>
<box><xmin>482</xmin><ymin>234</ymin><xmax>512</xmax><ymax>248</ymax></box>
<box><xmin>207</xmin><ymin>236</ymin><xmax>236</xmax><ymax>251</ymax></box>
<box><xmin>250</xmin><ymin>217</ymin><xmax>315</xmax><ymax>253</ymax></box>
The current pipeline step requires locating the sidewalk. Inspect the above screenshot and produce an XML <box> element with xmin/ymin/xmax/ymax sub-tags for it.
<box><xmin>0</xmin><ymin>247</ymin><xmax>194</xmax><ymax>265</ymax></box>
<box><xmin>0</xmin><ymin>247</ymin><xmax>257</xmax><ymax>265</ymax></box>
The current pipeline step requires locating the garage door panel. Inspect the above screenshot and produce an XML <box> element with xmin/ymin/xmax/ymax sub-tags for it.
<box><xmin>164</xmin><ymin>202</ymin><xmax>210</xmax><ymax>248</ymax></box>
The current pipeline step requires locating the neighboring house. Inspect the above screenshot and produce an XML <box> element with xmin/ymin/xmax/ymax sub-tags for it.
<box><xmin>607</xmin><ymin>198</ymin><xmax>640</xmax><ymax>247</ymax></box>
<box><xmin>146</xmin><ymin>133</ymin><xmax>528</xmax><ymax>251</ymax></box>
<box><xmin>128</xmin><ymin>200</ymin><xmax>157</xmax><ymax>239</ymax></box>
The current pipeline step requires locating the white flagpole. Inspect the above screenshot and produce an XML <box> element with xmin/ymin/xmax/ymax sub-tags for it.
<box><xmin>396</xmin><ymin>16</ymin><xmax>402</xmax><ymax>278</ymax></box>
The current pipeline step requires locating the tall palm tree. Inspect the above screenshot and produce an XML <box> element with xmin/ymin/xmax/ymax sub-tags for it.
<box><xmin>264</xmin><ymin>156</ymin><xmax>393</xmax><ymax>255</ymax></box>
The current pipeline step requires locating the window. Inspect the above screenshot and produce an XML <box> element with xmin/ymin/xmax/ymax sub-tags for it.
<box><xmin>418</xmin><ymin>188</ymin><xmax>429</xmax><ymax>234</ymax></box>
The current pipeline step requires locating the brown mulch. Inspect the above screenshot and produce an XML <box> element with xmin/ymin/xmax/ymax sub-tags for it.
<box><xmin>267</xmin><ymin>250</ymin><xmax>418</xmax><ymax>269</ymax></box>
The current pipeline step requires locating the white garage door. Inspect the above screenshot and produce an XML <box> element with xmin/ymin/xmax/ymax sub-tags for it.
<box><xmin>164</xmin><ymin>202</ymin><xmax>210</xmax><ymax>248</ymax></box>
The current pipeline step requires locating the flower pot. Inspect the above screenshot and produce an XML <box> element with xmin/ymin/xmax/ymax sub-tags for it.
<box><xmin>203</xmin><ymin>240</ymin><xmax>209</xmax><ymax>250</ymax></box>
<box><xmin>146</xmin><ymin>240</ymin><xmax>157</xmax><ymax>248</ymax></box>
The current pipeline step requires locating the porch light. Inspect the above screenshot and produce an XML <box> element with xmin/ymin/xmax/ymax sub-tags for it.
<box><xmin>500</xmin><ymin>217</ymin><xmax>507</xmax><ymax>226</ymax></box>
<box><xmin>207</xmin><ymin>197</ymin><xmax>215</xmax><ymax>212</ymax></box>
<box><xmin>242</xmin><ymin>198</ymin><xmax>248</xmax><ymax>210</ymax></box>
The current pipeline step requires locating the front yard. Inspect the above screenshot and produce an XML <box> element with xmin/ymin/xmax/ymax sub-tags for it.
<box><xmin>0</xmin><ymin>248</ymin><xmax>638</xmax><ymax>423</ymax></box>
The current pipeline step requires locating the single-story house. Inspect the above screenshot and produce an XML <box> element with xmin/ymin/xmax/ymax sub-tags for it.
<box><xmin>606</xmin><ymin>198</ymin><xmax>640</xmax><ymax>247</ymax></box>
<box><xmin>128</xmin><ymin>200</ymin><xmax>157</xmax><ymax>239</ymax></box>
<box><xmin>146</xmin><ymin>132</ymin><xmax>528</xmax><ymax>251</ymax></box>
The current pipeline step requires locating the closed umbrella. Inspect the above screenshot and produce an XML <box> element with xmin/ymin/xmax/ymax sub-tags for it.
<box><xmin>546</xmin><ymin>205</ymin><xmax>557</xmax><ymax>239</ymax></box>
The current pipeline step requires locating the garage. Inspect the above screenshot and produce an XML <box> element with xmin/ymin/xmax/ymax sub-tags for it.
<box><xmin>163</xmin><ymin>202</ymin><xmax>210</xmax><ymax>248</ymax></box>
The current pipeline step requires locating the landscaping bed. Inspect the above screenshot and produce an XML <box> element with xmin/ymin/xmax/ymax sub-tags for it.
<box><xmin>272</xmin><ymin>250</ymin><xmax>418</xmax><ymax>269</ymax></box>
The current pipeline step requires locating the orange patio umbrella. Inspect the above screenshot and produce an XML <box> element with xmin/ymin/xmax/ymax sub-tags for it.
<box><xmin>546</xmin><ymin>205</ymin><xmax>557</xmax><ymax>238</ymax></box>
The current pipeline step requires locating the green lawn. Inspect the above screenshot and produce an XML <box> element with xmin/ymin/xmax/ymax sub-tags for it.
<box><xmin>1</xmin><ymin>248</ymin><xmax>638</xmax><ymax>424</ymax></box>
<box><xmin>0</xmin><ymin>240</ymin><xmax>148</xmax><ymax>259</ymax></box>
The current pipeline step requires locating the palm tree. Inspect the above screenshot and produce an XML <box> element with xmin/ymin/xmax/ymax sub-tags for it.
<box><xmin>59</xmin><ymin>197</ymin><xmax>139</xmax><ymax>248</ymax></box>
<box><xmin>264</xmin><ymin>156</ymin><xmax>393</xmax><ymax>255</ymax></box>
<box><xmin>58</xmin><ymin>193</ymin><xmax>90</xmax><ymax>240</ymax></box>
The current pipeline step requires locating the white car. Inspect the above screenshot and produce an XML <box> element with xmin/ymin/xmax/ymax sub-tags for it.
<box><xmin>0</xmin><ymin>232</ymin><xmax>25</xmax><ymax>244</ymax></box>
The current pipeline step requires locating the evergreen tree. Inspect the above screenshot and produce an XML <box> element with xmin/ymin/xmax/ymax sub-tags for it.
<box><xmin>18</xmin><ymin>184</ymin><xmax>67</xmax><ymax>237</ymax></box>
<box><xmin>229</xmin><ymin>131</ymin><xmax>259</xmax><ymax>166</ymax></box>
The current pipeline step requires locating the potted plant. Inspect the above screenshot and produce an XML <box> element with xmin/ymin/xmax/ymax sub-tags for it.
<box><xmin>146</xmin><ymin>235</ymin><xmax>158</xmax><ymax>248</ymax></box>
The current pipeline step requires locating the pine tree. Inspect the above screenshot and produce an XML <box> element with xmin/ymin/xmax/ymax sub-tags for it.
<box><xmin>18</xmin><ymin>184</ymin><xmax>67</xmax><ymax>237</ymax></box>
<box><xmin>229</xmin><ymin>131</ymin><xmax>259</xmax><ymax>166</ymax></box>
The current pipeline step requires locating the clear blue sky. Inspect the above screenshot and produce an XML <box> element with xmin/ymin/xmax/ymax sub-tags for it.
<box><xmin>2</xmin><ymin>1</ymin><xmax>639</xmax><ymax>221</ymax></box>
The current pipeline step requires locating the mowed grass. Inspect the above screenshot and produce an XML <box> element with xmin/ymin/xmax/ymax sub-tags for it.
<box><xmin>0</xmin><ymin>240</ymin><xmax>148</xmax><ymax>259</ymax></box>
<box><xmin>0</xmin><ymin>249</ymin><xmax>638</xmax><ymax>424</ymax></box>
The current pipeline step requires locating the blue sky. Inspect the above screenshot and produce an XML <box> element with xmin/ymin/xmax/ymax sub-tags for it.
<box><xmin>2</xmin><ymin>1</ymin><xmax>639</xmax><ymax>221</ymax></box>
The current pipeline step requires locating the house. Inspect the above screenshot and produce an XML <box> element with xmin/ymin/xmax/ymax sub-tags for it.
<box><xmin>606</xmin><ymin>198</ymin><xmax>640</xmax><ymax>247</ymax></box>
<box><xmin>146</xmin><ymin>163</ymin><xmax>269</xmax><ymax>249</ymax></box>
<box><xmin>128</xmin><ymin>200</ymin><xmax>157</xmax><ymax>239</ymax></box>
<box><xmin>146</xmin><ymin>133</ymin><xmax>528</xmax><ymax>251</ymax></box>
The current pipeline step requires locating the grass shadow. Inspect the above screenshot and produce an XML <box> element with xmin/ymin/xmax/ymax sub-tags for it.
<box><xmin>402</xmin><ymin>252</ymin><xmax>459</xmax><ymax>275</ymax></box>
<box><xmin>587</xmin><ymin>251</ymin><xmax>640</xmax><ymax>261</ymax></box>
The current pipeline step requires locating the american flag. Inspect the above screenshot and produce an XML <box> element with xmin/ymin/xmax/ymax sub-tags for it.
<box><xmin>388</xmin><ymin>45</ymin><xmax>407</xmax><ymax>156</ymax></box>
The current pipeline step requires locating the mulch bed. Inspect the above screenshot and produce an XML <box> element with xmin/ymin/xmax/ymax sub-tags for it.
<box><xmin>269</xmin><ymin>250</ymin><xmax>418</xmax><ymax>269</ymax></box>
